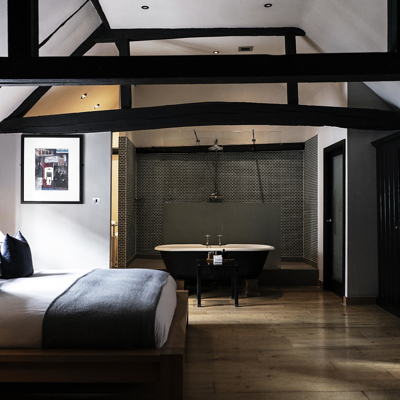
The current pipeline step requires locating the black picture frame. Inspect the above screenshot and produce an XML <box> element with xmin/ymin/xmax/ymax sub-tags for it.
<box><xmin>21</xmin><ymin>135</ymin><xmax>83</xmax><ymax>204</ymax></box>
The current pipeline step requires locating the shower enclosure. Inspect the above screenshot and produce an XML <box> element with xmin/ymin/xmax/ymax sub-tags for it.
<box><xmin>117</xmin><ymin>128</ymin><xmax>298</xmax><ymax>270</ymax></box>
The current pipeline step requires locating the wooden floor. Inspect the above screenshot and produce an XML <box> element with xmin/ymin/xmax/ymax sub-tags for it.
<box><xmin>185</xmin><ymin>285</ymin><xmax>400</xmax><ymax>400</ymax></box>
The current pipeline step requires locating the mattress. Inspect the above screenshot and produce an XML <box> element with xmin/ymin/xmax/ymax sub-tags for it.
<box><xmin>0</xmin><ymin>269</ymin><xmax>177</xmax><ymax>349</ymax></box>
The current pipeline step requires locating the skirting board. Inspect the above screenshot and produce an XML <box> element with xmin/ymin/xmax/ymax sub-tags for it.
<box><xmin>126</xmin><ymin>254</ymin><xmax>137</xmax><ymax>268</ymax></box>
<box><xmin>281</xmin><ymin>257</ymin><xmax>318</xmax><ymax>269</ymax></box>
<box><xmin>303</xmin><ymin>258</ymin><xmax>318</xmax><ymax>269</ymax></box>
<box><xmin>342</xmin><ymin>296</ymin><xmax>376</xmax><ymax>306</ymax></box>
<box><xmin>281</xmin><ymin>257</ymin><xmax>303</xmax><ymax>262</ymax></box>
<box><xmin>317</xmin><ymin>279</ymin><xmax>323</xmax><ymax>289</ymax></box>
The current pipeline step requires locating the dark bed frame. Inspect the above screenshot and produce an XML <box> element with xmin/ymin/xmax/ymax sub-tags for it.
<box><xmin>0</xmin><ymin>290</ymin><xmax>188</xmax><ymax>399</ymax></box>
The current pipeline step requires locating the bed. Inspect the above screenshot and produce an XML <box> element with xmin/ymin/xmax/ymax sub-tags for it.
<box><xmin>0</xmin><ymin>269</ymin><xmax>188</xmax><ymax>399</ymax></box>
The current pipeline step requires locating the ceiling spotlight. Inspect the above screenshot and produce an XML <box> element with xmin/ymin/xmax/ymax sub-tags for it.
<box><xmin>213</xmin><ymin>50</ymin><xmax>219</xmax><ymax>54</ymax></box>
<box><xmin>81</xmin><ymin>93</ymin><xmax>87</xmax><ymax>99</ymax></box>
<box><xmin>141</xmin><ymin>5</ymin><xmax>149</xmax><ymax>9</ymax></box>
<box><xmin>264</xmin><ymin>3</ymin><xmax>272</xmax><ymax>7</ymax></box>
<box><xmin>94</xmin><ymin>104</ymin><xmax>100</xmax><ymax>109</ymax></box>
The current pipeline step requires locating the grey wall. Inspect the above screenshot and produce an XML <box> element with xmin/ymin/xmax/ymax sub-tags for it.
<box><xmin>118</xmin><ymin>136</ymin><xmax>136</xmax><ymax>267</ymax></box>
<box><xmin>347</xmin><ymin>83</ymin><xmax>396</xmax><ymax>297</ymax></box>
<box><xmin>304</xmin><ymin>135</ymin><xmax>318</xmax><ymax>265</ymax></box>
<box><xmin>136</xmin><ymin>151</ymin><xmax>304</xmax><ymax>257</ymax></box>
<box><xmin>164</xmin><ymin>203</ymin><xmax>281</xmax><ymax>268</ymax></box>
<box><xmin>0</xmin><ymin>132</ymin><xmax>112</xmax><ymax>270</ymax></box>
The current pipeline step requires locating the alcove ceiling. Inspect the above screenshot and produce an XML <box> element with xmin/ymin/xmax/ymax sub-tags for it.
<box><xmin>1</xmin><ymin>0</ymin><xmax>399</xmax><ymax>129</ymax></box>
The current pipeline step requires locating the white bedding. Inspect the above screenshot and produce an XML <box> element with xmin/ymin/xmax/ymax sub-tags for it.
<box><xmin>0</xmin><ymin>269</ymin><xmax>177</xmax><ymax>349</ymax></box>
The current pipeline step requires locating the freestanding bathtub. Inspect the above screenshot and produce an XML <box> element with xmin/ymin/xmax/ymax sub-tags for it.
<box><xmin>154</xmin><ymin>244</ymin><xmax>275</xmax><ymax>280</ymax></box>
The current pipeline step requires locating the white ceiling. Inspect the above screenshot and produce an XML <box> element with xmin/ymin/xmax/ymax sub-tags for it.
<box><xmin>99</xmin><ymin>0</ymin><xmax>308</xmax><ymax>30</ymax></box>
<box><xmin>99</xmin><ymin>0</ymin><xmax>387</xmax><ymax>53</ymax></box>
<box><xmin>39</xmin><ymin>0</ymin><xmax>87</xmax><ymax>43</ymax></box>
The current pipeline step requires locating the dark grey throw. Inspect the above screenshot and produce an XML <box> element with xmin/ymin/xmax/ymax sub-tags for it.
<box><xmin>42</xmin><ymin>269</ymin><xmax>169</xmax><ymax>349</ymax></box>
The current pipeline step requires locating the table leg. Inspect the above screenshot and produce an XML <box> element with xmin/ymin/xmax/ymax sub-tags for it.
<box><xmin>234</xmin><ymin>268</ymin><xmax>239</xmax><ymax>307</ymax></box>
<box><xmin>231</xmin><ymin>274</ymin><xmax>234</xmax><ymax>300</ymax></box>
<box><xmin>197</xmin><ymin>266</ymin><xmax>201</xmax><ymax>307</ymax></box>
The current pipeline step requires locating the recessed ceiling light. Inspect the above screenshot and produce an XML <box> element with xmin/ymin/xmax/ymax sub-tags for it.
<box><xmin>141</xmin><ymin>5</ymin><xmax>149</xmax><ymax>9</ymax></box>
<box><xmin>94</xmin><ymin>104</ymin><xmax>100</xmax><ymax>109</ymax></box>
<box><xmin>213</xmin><ymin>51</ymin><xmax>219</xmax><ymax>54</ymax></box>
<box><xmin>264</xmin><ymin>3</ymin><xmax>272</xmax><ymax>7</ymax></box>
<box><xmin>81</xmin><ymin>93</ymin><xmax>87</xmax><ymax>99</ymax></box>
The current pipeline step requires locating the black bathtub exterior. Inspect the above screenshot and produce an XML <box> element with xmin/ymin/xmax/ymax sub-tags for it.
<box><xmin>159</xmin><ymin>250</ymin><xmax>271</xmax><ymax>280</ymax></box>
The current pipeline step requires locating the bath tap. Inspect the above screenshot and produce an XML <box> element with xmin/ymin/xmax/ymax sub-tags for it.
<box><xmin>205</xmin><ymin>235</ymin><xmax>210</xmax><ymax>247</ymax></box>
<box><xmin>218</xmin><ymin>235</ymin><xmax>223</xmax><ymax>246</ymax></box>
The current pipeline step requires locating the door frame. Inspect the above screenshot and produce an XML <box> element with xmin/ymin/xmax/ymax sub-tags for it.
<box><xmin>323</xmin><ymin>140</ymin><xmax>346</xmax><ymax>298</ymax></box>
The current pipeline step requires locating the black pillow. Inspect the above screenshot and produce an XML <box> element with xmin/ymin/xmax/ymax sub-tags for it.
<box><xmin>0</xmin><ymin>232</ymin><xmax>34</xmax><ymax>279</ymax></box>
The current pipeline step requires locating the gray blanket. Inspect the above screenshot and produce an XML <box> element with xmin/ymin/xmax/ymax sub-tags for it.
<box><xmin>42</xmin><ymin>268</ymin><xmax>169</xmax><ymax>349</ymax></box>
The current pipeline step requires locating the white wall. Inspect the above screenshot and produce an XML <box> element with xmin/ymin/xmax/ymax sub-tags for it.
<box><xmin>0</xmin><ymin>0</ymin><xmax>6</xmax><ymax>57</ymax></box>
<box><xmin>0</xmin><ymin>132</ymin><xmax>112</xmax><ymax>270</ymax></box>
<box><xmin>347</xmin><ymin>83</ymin><xmax>396</xmax><ymax>298</ymax></box>
<box><xmin>303</xmin><ymin>82</ymin><xmax>348</xmax><ymax>288</ymax></box>
<box><xmin>128</xmin><ymin>83</ymin><xmax>348</xmax><ymax>147</ymax></box>
<box><xmin>310</xmin><ymin>82</ymin><xmax>396</xmax><ymax>298</ymax></box>
<box><xmin>135</xmin><ymin>83</ymin><xmax>287</xmax><ymax>108</ymax></box>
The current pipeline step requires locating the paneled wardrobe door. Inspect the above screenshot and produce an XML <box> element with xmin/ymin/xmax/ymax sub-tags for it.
<box><xmin>373</xmin><ymin>134</ymin><xmax>400</xmax><ymax>315</ymax></box>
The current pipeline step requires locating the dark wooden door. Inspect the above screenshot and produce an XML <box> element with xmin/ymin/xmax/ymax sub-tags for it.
<box><xmin>324</xmin><ymin>140</ymin><xmax>346</xmax><ymax>299</ymax></box>
<box><xmin>375</xmin><ymin>140</ymin><xmax>400</xmax><ymax>312</ymax></box>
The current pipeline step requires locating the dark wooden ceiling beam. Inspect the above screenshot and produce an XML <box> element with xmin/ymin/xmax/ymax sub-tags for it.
<box><xmin>8</xmin><ymin>0</ymin><xmax>38</xmax><ymax>57</ymax></box>
<box><xmin>1</xmin><ymin>102</ymin><xmax>400</xmax><ymax>134</ymax></box>
<box><xmin>388</xmin><ymin>0</ymin><xmax>400</xmax><ymax>52</ymax></box>
<box><xmin>285</xmin><ymin>35</ymin><xmax>298</xmax><ymax>105</ymax></box>
<box><xmin>1</xmin><ymin>52</ymin><xmax>400</xmax><ymax>85</ymax></box>
<box><xmin>116</xmin><ymin>39</ymin><xmax>132</xmax><ymax>110</ymax></box>
<box><xmin>94</xmin><ymin>27</ymin><xmax>306</xmax><ymax>43</ymax></box>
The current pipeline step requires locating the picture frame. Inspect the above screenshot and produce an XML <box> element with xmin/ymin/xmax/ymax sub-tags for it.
<box><xmin>21</xmin><ymin>135</ymin><xmax>83</xmax><ymax>204</ymax></box>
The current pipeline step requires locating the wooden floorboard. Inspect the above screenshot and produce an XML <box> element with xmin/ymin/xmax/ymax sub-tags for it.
<box><xmin>185</xmin><ymin>286</ymin><xmax>400</xmax><ymax>400</ymax></box>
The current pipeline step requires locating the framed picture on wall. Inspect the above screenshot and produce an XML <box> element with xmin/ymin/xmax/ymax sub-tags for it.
<box><xmin>21</xmin><ymin>135</ymin><xmax>83</xmax><ymax>204</ymax></box>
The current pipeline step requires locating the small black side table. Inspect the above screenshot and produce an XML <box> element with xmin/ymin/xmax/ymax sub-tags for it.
<box><xmin>196</xmin><ymin>259</ymin><xmax>239</xmax><ymax>307</ymax></box>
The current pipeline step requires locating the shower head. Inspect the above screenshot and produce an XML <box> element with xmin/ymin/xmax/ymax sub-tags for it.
<box><xmin>208</xmin><ymin>139</ymin><xmax>223</xmax><ymax>151</ymax></box>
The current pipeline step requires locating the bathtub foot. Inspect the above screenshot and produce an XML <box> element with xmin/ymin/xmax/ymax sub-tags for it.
<box><xmin>176</xmin><ymin>280</ymin><xmax>185</xmax><ymax>290</ymax></box>
<box><xmin>245</xmin><ymin>279</ymin><xmax>260</xmax><ymax>297</ymax></box>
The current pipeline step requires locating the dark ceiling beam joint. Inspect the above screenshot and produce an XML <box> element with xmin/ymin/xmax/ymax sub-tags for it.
<box><xmin>5</xmin><ymin>87</ymin><xmax>51</xmax><ymax>120</ymax></box>
<box><xmin>116</xmin><ymin>39</ymin><xmax>132</xmax><ymax>110</ymax></box>
<box><xmin>115</xmin><ymin>39</ymin><xmax>130</xmax><ymax>56</ymax></box>
<box><xmin>285</xmin><ymin>35</ymin><xmax>298</xmax><ymax>105</ymax></box>
<box><xmin>94</xmin><ymin>27</ymin><xmax>306</xmax><ymax>43</ymax></box>
<box><xmin>90</xmin><ymin>0</ymin><xmax>111</xmax><ymax>30</ymax></box>
<box><xmin>2</xmin><ymin>52</ymin><xmax>400</xmax><ymax>85</ymax></box>
<box><xmin>3</xmin><ymin>24</ymin><xmax>107</xmax><ymax>121</ymax></box>
<box><xmin>388</xmin><ymin>0</ymin><xmax>400</xmax><ymax>52</ymax></box>
<box><xmin>2</xmin><ymin>102</ymin><xmax>400</xmax><ymax>134</ymax></box>
<box><xmin>8</xmin><ymin>0</ymin><xmax>38</xmax><ymax>57</ymax></box>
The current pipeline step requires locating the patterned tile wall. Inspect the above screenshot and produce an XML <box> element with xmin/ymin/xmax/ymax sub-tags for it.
<box><xmin>303</xmin><ymin>135</ymin><xmax>318</xmax><ymax>264</ymax></box>
<box><xmin>118</xmin><ymin>137</ymin><xmax>136</xmax><ymax>267</ymax></box>
<box><xmin>136</xmin><ymin>151</ymin><xmax>304</xmax><ymax>257</ymax></box>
